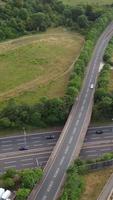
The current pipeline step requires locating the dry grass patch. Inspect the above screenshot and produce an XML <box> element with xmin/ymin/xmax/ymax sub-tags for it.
<box><xmin>62</xmin><ymin>0</ymin><xmax>113</xmax><ymax>6</ymax></box>
<box><xmin>0</xmin><ymin>27</ymin><xmax>84</xmax><ymax>106</ymax></box>
<box><xmin>80</xmin><ymin>168</ymin><xmax>113</xmax><ymax>200</ymax></box>
<box><xmin>108</xmin><ymin>69</ymin><xmax>113</xmax><ymax>92</ymax></box>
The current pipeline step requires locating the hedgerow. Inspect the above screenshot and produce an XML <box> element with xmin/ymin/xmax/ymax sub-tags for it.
<box><xmin>92</xmin><ymin>37</ymin><xmax>113</xmax><ymax>121</ymax></box>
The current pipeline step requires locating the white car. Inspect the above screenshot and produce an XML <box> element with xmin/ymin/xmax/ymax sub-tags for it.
<box><xmin>90</xmin><ymin>83</ymin><xmax>94</xmax><ymax>89</ymax></box>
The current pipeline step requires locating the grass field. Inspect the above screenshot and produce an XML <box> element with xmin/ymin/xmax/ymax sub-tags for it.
<box><xmin>0</xmin><ymin>28</ymin><xmax>84</xmax><ymax>107</ymax></box>
<box><xmin>108</xmin><ymin>70</ymin><xmax>113</xmax><ymax>91</ymax></box>
<box><xmin>62</xmin><ymin>0</ymin><xmax>113</xmax><ymax>6</ymax></box>
<box><xmin>80</xmin><ymin>167</ymin><xmax>113</xmax><ymax>200</ymax></box>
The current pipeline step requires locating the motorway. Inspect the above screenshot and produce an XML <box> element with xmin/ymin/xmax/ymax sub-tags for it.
<box><xmin>1</xmin><ymin>126</ymin><xmax>113</xmax><ymax>173</ymax></box>
<box><xmin>26</xmin><ymin>22</ymin><xmax>113</xmax><ymax>200</ymax></box>
<box><xmin>0</xmin><ymin>131</ymin><xmax>60</xmax><ymax>154</ymax></box>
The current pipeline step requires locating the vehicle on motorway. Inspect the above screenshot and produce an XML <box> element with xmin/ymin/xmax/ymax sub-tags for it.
<box><xmin>19</xmin><ymin>146</ymin><xmax>28</xmax><ymax>151</ymax></box>
<box><xmin>96</xmin><ymin>130</ymin><xmax>103</xmax><ymax>134</ymax></box>
<box><xmin>90</xmin><ymin>83</ymin><xmax>94</xmax><ymax>89</ymax></box>
<box><xmin>45</xmin><ymin>135</ymin><xmax>55</xmax><ymax>139</ymax></box>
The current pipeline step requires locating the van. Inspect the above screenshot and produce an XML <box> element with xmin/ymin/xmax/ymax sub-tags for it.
<box><xmin>2</xmin><ymin>190</ymin><xmax>11</xmax><ymax>200</ymax></box>
<box><xmin>90</xmin><ymin>83</ymin><xmax>94</xmax><ymax>89</ymax></box>
<box><xmin>0</xmin><ymin>188</ymin><xmax>5</xmax><ymax>198</ymax></box>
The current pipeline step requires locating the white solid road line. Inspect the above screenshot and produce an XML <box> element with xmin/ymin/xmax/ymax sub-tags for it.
<box><xmin>1</xmin><ymin>140</ymin><xmax>12</xmax><ymax>143</ymax></box>
<box><xmin>103</xmin><ymin>136</ymin><xmax>113</xmax><ymax>139</ymax></box>
<box><xmin>21</xmin><ymin>158</ymin><xmax>33</xmax><ymax>162</ymax></box>
<box><xmin>87</xmin><ymin>154</ymin><xmax>97</xmax><ymax>157</ymax></box>
<box><xmin>1</xmin><ymin>144</ymin><xmax>12</xmax><ymax>147</ymax></box>
<box><xmin>5</xmin><ymin>165</ymin><xmax>16</xmax><ymax>169</ymax></box>
<box><xmin>85</xmin><ymin>149</ymin><xmax>97</xmax><ymax>153</ymax></box>
<box><xmin>5</xmin><ymin>161</ymin><xmax>16</xmax><ymax>164</ymax></box>
<box><xmin>3</xmin><ymin>147</ymin><xmax>13</xmax><ymax>151</ymax></box>
<box><xmin>22</xmin><ymin>163</ymin><xmax>34</xmax><ymax>166</ymax></box>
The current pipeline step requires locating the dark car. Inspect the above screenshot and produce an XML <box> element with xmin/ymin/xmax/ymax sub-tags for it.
<box><xmin>96</xmin><ymin>130</ymin><xmax>103</xmax><ymax>134</ymax></box>
<box><xmin>19</xmin><ymin>146</ymin><xmax>28</xmax><ymax>151</ymax></box>
<box><xmin>45</xmin><ymin>135</ymin><xmax>55</xmax><ymax>139</ymax></box>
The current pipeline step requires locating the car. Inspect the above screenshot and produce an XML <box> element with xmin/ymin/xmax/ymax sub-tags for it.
<box><xmin>96</xmin><ymin>130</ymin><xmax>103</xmax><ymax>134</ymax></box>
<box><xmin>90</xmin><ymin>83</ymin><xmax>94</xmax><ymax>89</ymax></box>
<box><xmin>45</xmin><ymin>135</ymin><xmax>55</xmax><ymax>139</ymax></box>
<box><xmin>19</xmin><ymin>146</ymin><xmax>28</xmax><ymax>151</ymax></box>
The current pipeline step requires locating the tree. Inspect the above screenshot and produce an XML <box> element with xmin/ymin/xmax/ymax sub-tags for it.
<box><xmin>4</xmin><ymin>168</ymin><xmax>16</xmax><ymax>178</ymax></box>
<box><xmin>71</xmin><ymin>6</ymin><xmax>85</xmax><ymax>22</ymax></box>
<box><xmin>30</xmin><ymin>112</ymin><xmax>42</xmax><ymax>127</ymax></box>
<box><xmin>0</xmin><ymin>117</ymin><xmax>11</xmax><ymax>128</ymax></box>
<box><xmin>20</xmin><ymin>168</ymin><xmax>43</xmax><ymax>189</ymax></box>
<box><xmin>3</xmin><ymin>178</ymin><xmax>15</xmax><ymax>189</ymax></box>
<box><xmin>28</xmin><ymin>12</ymin><xmax>48</xmax><ymax>31</ymax></box>
<box><xmin>19</xmin><ymin>8</ymin><xmax>28</xmax><ymax>20</ymax></box>
<box><xmin>78</xmin><ymin>15</ymin><xmax>89</xmax><ymax>28</ymax></box>
<box><xmin>13</xmin><ymin>0</ymin><xmax>23</xmax><ymax>8</ymax></box>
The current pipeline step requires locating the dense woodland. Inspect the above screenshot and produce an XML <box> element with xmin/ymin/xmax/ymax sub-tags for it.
<box><xmin>0</xmin><ymin>0</ymin><xmax>113</xmax><ymax>129</ymax></box>
<box><xmin>0</xmin><ymin>0</ymin><xmax>103</xmax><ymax>41</ymax></box>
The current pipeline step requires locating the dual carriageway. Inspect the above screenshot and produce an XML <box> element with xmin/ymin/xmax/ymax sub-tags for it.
<box><xmin>1</xmin><ymin>126</ymin><xmax>113</xmax><ymax>173</ymax></box>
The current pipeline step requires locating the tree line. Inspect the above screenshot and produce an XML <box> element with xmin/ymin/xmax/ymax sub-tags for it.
<box><xmin>92</xmin><ymin>38</ymin><xmax>113</xmax><ymax>121</ymax></box>
<box><xmin>0</xmin><ymin>0</ymin><xmax>104</xmax><ymax>41</ymax></box>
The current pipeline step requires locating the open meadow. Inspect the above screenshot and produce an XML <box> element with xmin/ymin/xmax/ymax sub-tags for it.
<box><xmin>0</xmin><ymin>28</ymin><xmax>84</xmax><ymax>107</ymax></box>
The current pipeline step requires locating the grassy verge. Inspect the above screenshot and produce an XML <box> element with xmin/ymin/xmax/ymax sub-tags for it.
<box><xmin>62</xmin><ymin>0</ymin><xmax>113</xmax><ymax>6</ymax></box>
<box><xmin>0</xmin><ymin>27</ymin><xmax>84</xmax><ymax>107</ymax></box>
<box><xmin>80</xmin><ymin>168</ymin><xmax>113</xmax><ymax>200</ymax></box>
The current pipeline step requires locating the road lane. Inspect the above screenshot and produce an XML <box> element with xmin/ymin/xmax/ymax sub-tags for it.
<box><xmin>0</xmin><ymin>131</ymin><xmax>60</xmax><ymax>154</ymax></box>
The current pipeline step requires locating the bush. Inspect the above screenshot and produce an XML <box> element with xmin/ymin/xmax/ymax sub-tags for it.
<box><xmin>16</xmin><ymin>188</ymin><xmax>30</xmax><ymax>200</ymax></box>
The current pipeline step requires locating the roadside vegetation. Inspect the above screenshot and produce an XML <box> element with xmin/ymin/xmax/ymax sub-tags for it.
<box><xmin>1</xmin><ymin>2</ymin><xmax>113</xmax><ymax>130</ymax></box>
<box><xmin>60</xmin><ymin>152</ymin><xmax>113</xmax><ymax>200</ymax></box>
<box><xmin>92</xmin><ymin>38</ymin><xmax>113</xmax><ymax>122</ymax></box>
<box><xmin>0</xmin><ymin>168</ymin><xmax>43</xmax><ymax>200</ymax></box>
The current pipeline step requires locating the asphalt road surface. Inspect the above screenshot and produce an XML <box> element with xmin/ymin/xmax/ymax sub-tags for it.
<box><xmin>0</xmin><ymin>131</ymin><xmax>60</xmax><ymax>154</ymax></box>
<box><xmin>1</xmin><ymin>126</ymin><xmax>113</xmax><ymax>174</ymax></box>
<box><xmin>80</xmin><ymin>126</ymin><xmax>113</xmax><ymax>159</ymax></box>
<box><xmin>27</xmin><ymin>23</ymin><xmax>113</xmax><ymax>200</ymax></box>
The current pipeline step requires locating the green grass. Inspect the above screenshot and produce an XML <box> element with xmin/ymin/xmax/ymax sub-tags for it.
<box><xmin>0</xmin><ymin>27</ymin><xmax>84</xmax><ymax>107</ymax></box>
<box><xmin>62</xmin><ymin>0</ymin><xmax>113</xmax><ymax>6</ymax></box>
